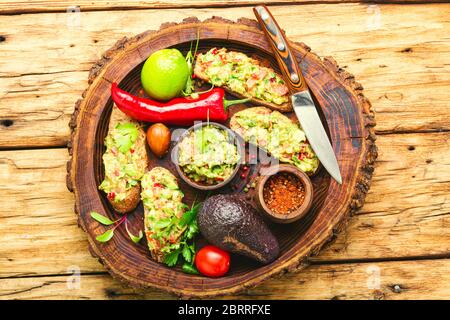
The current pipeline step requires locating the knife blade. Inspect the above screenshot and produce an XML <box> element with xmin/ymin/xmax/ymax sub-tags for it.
<box><xmin>291</xmin><ymin>91</ymin><xmax>342</xmax><ymax>184</ymax></box>
<box><xmin>253</xmin><ymin>5</ymin><xmax>342</xmax><ymax>184</ymax></box>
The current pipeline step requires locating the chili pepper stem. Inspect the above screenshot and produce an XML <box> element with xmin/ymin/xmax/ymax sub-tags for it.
<box><xmin>223</xmin><ymin>98</ymin><xmax>250</xmax><ymax>110</ymax></box>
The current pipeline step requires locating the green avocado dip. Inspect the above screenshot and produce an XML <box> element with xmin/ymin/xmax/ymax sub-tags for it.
<box><xmin>178</xmin><ymin>125</ymin><xmax>240</xmax><ymax>185</ymax></box>
<box><xmin>194</xmin><ymin>48</ymin><xmax>289</xmax><ymax>105</ymax></box>
<box><xmin>99</xmin><ymin>121</ymin><xmax>147</xmax><ymax>202</ymax></box>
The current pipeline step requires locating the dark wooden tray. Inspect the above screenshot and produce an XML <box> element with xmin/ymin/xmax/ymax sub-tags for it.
<box><xmin>66</xmin><ymin>16</ymin><xmax>377</xmax><ymax>298</ymax></box>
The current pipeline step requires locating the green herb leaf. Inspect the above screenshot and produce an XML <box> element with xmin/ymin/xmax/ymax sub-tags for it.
<box><xmin>182</xmin><ymin>244</ymin><xmax>192</xmax><ymax>263</ymax></box>
<box><xmin>182</xmin><ymin>32</ymin><xmax>200</xmax><ymax>97</ymax></box>
<box><xmin>184</xmin><ymin>221</ymin><xmax>199</xmax><ymax>240</ymax></box>
<box><xmin>90</xmin><ymin>211</ymin><xmax>116</xmax><ymax>226</ymax></box>
<box><xmin>179</xmin><ymin>202</ymin><xmax>201</xmax><ymax>227</ymax></box>
<box><xmin>96</xmin><ymin>229</ymin><xmax>114</xmax><ymax>243</ymax></box>
<box><xmin>164</xmin><ymin>248</ymin><xmax>181</xmax><ymax>267</ymax></box>
<box><xmin>125</xmin><ymin>222</ymin><xmax>143</xmax><ymax>244</ymax></box>
<box><xmin>153</xmin><ymin>218</ymin><xmax>172</xmax><ymax>229</ymax></box>
<box><xmin>182</xmin><ymin>263</ymin><xmax>199</xmax><ymax>275</ymax></box>
<box><xmin>114</xmin><ymin>122</ymin><xmax>139</xmax><ymax>153</ymax></box>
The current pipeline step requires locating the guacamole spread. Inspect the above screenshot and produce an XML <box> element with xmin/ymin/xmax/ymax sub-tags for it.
<box><xmin>141</xmin><ymin>167</ymin><xmax>187</xmax><ymax>262</ymax></box>
<box><xmin>231</xmin><ymin>107</ymin><xmax>319</xmax><ymax>174</ymax></box>
<box><xmin>99</xmin><ymin>121</ymin><xmax>147</xmax><ymax>202</ymax></box>
<box><xmin>178</xmin><ymin>125</ymin><xmax>240</xmax><ymax>184</ymax></box>
<box><xmin>195</xmin><ymin>48</ymin><xmax>289</xmax><ymax>105</ymax></box>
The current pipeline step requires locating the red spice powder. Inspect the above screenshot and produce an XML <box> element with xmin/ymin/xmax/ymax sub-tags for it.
<box><xmin>263</xmin><ymin>172</ymin><xmax>305</xmax><ymax>215</ymax></box>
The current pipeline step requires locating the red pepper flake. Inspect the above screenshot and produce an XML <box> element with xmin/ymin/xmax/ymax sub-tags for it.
<box><xmin>270</xmin><ymin>77</ymin><xmax>276</xmax><ymax>83</ymax></box>
<box><xmin>263</xmin><ymin>172</ymin><xmax>305</xmax><ymax>215</ymax></box>
<box><xmin>130</xmin><ymin>148</ymin><xmax>135</xmax><ymax>154</ymax></box>
<box><xmin>211</xmin><ymin>48</ymin><xmax>218</xmax><ymax>55</ymax></box>
<box><xmin>107</xmin><ymin>192</ymin><xmax>115</xmax><ymax>200</ymax></box>
<box><xmin>153</xmin><ymin>183</ymin><xmax>164</xmax><ymax>188</ymax></box>
<box><xmin>191</xmin><ymin>74</ymin><xmax>196</xmax><ymax>79</ymax></box>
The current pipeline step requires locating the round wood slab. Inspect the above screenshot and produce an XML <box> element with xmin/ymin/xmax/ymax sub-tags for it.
<box><xmin>66</xmin><ymin>16</ymin><xmax>377</xmax><ymax>298</ymax></box>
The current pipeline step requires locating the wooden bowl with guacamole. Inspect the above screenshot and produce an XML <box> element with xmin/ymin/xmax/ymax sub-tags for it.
<box><xmin>173</xmin><ymin>122</ymin><xmax>243</xmax><ymax>191</ymax></box>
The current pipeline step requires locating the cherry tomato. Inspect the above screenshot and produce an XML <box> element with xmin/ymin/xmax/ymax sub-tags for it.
<box><xmin>195</xmin><ymin>245</ymin><xmax>230</xmax><ymax>277</ymax></box>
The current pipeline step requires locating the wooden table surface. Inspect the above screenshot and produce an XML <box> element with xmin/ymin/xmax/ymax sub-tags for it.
<box><xmin>1</xmin><ymin>1</ymin><xmax>449</xmax><ymax>300</ymax></box>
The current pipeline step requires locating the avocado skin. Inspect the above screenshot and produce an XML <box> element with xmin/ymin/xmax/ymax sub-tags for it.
<box><xmin>198</xmin><ymin>194</ymin><xmax>279</xmax><ymax>264</ymax></box>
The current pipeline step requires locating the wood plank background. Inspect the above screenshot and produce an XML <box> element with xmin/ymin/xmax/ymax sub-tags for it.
<box><xmin>1</xmin><ymin>0</ymin><xmax>448</xmax><ymax>14</ymax></box>
<box><xmin>0</xmin><ymin>1</ymin><xmax>449</xmax><ymax>299</ymax></box>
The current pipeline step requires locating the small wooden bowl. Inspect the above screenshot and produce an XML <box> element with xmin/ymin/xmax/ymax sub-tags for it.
<box><xmin>254</xmin><ymin>164</ymin><xmax>314</xmax><ymax>224</ymax></box>
<box><xmin>173</xmin><ymin>122</ymin><xmax>243</xmax><ymax>191</ymax></box>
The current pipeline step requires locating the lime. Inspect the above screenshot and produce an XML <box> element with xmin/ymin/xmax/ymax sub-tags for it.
<box><xmin>141</xmin><ymin>49</ymin><xmax>189</xmax><ymax>101</ymax></box>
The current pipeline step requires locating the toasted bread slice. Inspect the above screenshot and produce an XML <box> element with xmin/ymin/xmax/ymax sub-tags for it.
<box><xmin>194</xmin><ymin>49</ymin><xmax>292</xmax><ymax>112</ymax></box>
<box><xmin>110</xmin><ymin>184</ymin><xmax>141</xmax><ymax>214</ymax></box>
<box><xmin>141</xmin><ymin>167</ymin><xmax>186</xmax><ymax>262</ymax></box>
<box><xmin>99</xmin><ymin>105</ymin><xmax>149</xmax><ymax>214</ymax></box>
<box><xmin>230</xmin><ymin>106</ymin><xmax>320</xmax><ymax>175</ymax></box>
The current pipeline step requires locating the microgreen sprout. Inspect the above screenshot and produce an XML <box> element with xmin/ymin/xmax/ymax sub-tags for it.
<box><xmin>182</xmin><ymin>30</ymin><xmax>200</xmax><ymax>97</ymax></box>
<box><xmin>90</xmin><ymin>211</ymin><xmax>143</xmax><ymax>244</ymax></box>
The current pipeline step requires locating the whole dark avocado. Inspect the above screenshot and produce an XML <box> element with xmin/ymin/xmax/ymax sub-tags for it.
<box><xmin>198</xmin><ymin>194</ymin><xmax>279</xmax><ymax>264</ymax></box>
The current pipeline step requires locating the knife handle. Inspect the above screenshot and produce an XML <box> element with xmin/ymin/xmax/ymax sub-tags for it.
<box><xmin>253</xmin><ymin>5</ymin><xmax>308</xmax><ymax>94</ymax></box>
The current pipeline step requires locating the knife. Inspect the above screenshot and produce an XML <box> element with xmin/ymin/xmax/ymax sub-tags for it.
<box><xmin>253</xmin><ymin>5</ymin><xmax>342</xmax><ymax>184</ymax></box>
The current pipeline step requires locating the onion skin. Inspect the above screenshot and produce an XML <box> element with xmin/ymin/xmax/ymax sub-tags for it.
<box><xmin>147</xmin><ymin>123</ymin><xmax>171</xmax><ymax>158</ymax></box>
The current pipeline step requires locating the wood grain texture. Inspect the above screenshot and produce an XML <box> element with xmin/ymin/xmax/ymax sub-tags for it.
<box><xmin>1</xmin><ymin>4</ymin><xmax>449</xmax><ymax>148</ymax></box>
<box><xmin>0</xmin><ymin>148</ymin><xmax>103</xmax><ymax>277</ymax></box>
<box><xmin>66</xmin><ymin>16</ymin><xmax>375</xmax><ymax>297</ymax></box>
<box><xmin>1</xmin><ymin>134</ymin><xmax>448</xmax><ymax>277</ymax></box>
<box><xmin>1</xmin><ymin>259</ymin><xmax>449</xmax><ymax>300</ymax></box>
<box><xmin>0</xmin><ymin>0</ymin><xmax>445</xmax><ymax>14</ymax></box>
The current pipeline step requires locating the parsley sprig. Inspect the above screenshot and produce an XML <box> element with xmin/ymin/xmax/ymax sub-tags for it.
<box><xmin>163</xmin><ymin>201</ymin><xmax>201</xmax><ymax>274</ymax></box>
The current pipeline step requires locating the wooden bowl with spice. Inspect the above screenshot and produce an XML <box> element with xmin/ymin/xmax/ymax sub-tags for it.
<box><xmin>254</xmin><ymin>164</ymin><xmax>313</xmax><ymax>224</ymax></box>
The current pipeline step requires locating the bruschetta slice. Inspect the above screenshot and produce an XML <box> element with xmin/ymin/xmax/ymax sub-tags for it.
<box><xmin>194</xmin><ymin>47</ymin><xmax>292</xmax><ymax>112</ymax></box>
<box><xmin>141</xmin><ymin>167</ymin><xmax>187</xmax><ymax>263</ymax></box>
<box><xmin>98</xmin><ymin>105</ymin><xmax>149</xmax><ymax>213</ymax></box>
<box><xmin>230</xmin><ymin>106</ymin><xmax>319</xmax><ymax>175</ymax></box>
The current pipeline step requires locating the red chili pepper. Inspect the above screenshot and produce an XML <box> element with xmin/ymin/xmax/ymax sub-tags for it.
<box><xmin>107</xmin><ymin>192</ymin><xmax>115</xmax><ymax>200</ymax></box>
<box><xmin>111</xmin><ymin>83</ymin><xmax>248</xmax><ymax>126</ymax></box>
